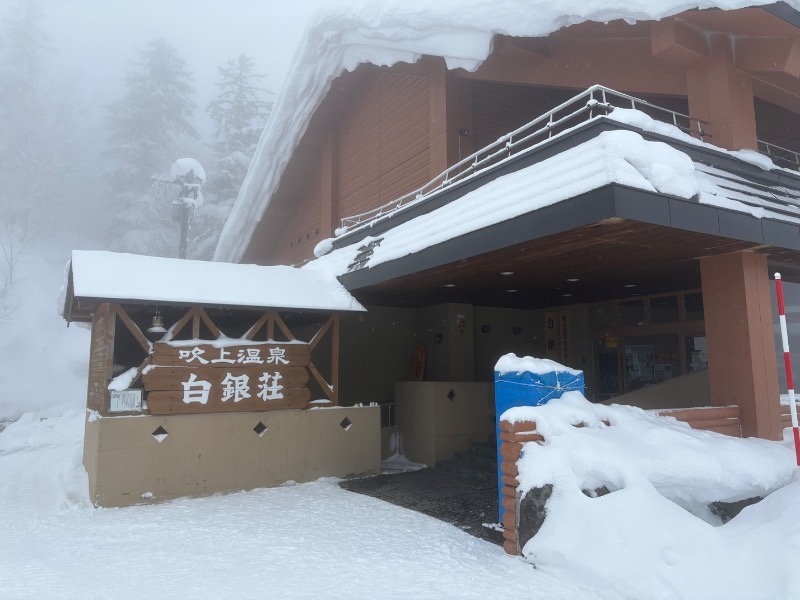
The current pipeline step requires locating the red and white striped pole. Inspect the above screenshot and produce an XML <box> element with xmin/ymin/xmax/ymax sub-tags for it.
<box><xmin>775</xmin><ymin>272</ymin><xmax>800</xmax><ymax>466</ymax></box>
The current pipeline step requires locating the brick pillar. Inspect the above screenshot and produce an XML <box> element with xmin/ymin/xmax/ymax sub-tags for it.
<box><xmin>498</xmin><ymin>418</ymin><xmax>544</xmax><ymax>555</ymax></box>
<box><xmin>700</xmin><ymin>252</ymin><xmax>782</xmax><ymax>439</ymax></box>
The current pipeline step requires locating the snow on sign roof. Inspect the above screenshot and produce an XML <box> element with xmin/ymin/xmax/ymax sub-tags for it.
<box><xmin>213</xmin><ymin>0</ymin><xmax>796</xmax><ymax>264</ymax></box>
<box><xmin>64</xmin><ymin>251</ymin><xmax>365</xmax><ymax>317</ymax></box>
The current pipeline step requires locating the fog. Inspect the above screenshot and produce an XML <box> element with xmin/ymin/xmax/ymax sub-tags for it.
<box><xmin>40</xmin><ymin>0</ymin><xmax>333</xmax><ymax>138</ymax></box>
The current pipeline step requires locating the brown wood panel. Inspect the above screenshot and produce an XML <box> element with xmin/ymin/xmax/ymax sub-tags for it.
<box><xmin>338</xmin><ymin>70</ymin><xmax>432</xmax><ymax>222</ymax></box>
<box><xmin>271</xmin><ymin>178</ymin><xmax>323</xmax><ymax>265</ymax></box>
<box><xmin>152</xmin><ymin>341</ymin><xmax>310</xmax><ymax>367</ymax></box>
<box><xmin>142</xmin><ymin>366</ymin><xmax>309</xmax><ymax>391</ymax></box>
<box><xmin>147</xmin><ymin>388</ymin><xmax>311</xmax><ymax>415</ymax></box>
<box><xmin>87</xmin><ymin>303</ymin><xmax>115</xmax><ymax>413</ymax></box>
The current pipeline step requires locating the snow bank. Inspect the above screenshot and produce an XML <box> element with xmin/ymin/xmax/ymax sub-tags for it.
<box><xmin>0</xmin><ymin>412</ymin><xmax>595</xmax><ymax>600</ymax></box>
<box><xmin>215</xmin><ymin>0</ymin><xmax>793</xmax><ymax>263</ymax></box>
<box><xmin>504</xmin><ymin>392</ymin><xmax>800</xmax><ymax>598</ymax></box>
<box><xmin>1</xmin><ymin>244</ymin><xmax>90</xmax><ymax>420</ymax></box>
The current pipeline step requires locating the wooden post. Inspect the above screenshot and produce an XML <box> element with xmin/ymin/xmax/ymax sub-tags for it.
<box><xmin>87</xmin><ymin>303</ymin><xmax>116</xmax><ymax>415</ymax></box>
<box><xmin>700</xmin><ymin>252</ymin><xmax>782</xmax><ymax>439</ymax></box>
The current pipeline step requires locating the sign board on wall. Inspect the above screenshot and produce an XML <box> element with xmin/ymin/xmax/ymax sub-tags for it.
<box><xmin>110</xmin><ymin>389</ymin><xmax>143</xmax><ymax>413</ymax></box>
<box><xmin>142</xmin><ymin>341</ymin><xmax>311</xmax><ymax>414</ymax></box>
<box><xmin>545</xmin><ymin>311</ymin><xmax>570</xmax><ymax>365</ymax></box>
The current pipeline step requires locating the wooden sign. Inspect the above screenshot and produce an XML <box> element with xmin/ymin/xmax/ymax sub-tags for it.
<box><xmin>145</xmin><ymin>340</ymin><xmax>312</xmax><ymax>415</ymax></box>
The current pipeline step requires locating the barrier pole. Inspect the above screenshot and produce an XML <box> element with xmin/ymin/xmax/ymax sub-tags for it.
<box><xmin>775</xmin><ymin>273</ymin><xmax>800</xmax><ymax>466</ymax></box>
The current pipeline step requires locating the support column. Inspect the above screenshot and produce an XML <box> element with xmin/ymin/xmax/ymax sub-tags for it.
<box><xmin>320</xmin><ymin>130</ymin><xmax>339</xmax><ymax>237</ymax></box>
<box><xmin>687</xmin><ymin>36</ymin><xmax>758</xmax><ymax>151</ymax></box>
<box><xmin>700</xmin><ymin>251</ymin><xmax>782</xmax><ymax>439</ymax></box>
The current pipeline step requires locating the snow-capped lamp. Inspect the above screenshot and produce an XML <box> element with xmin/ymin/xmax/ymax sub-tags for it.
<box><xmin>146</xmin><ymin>309</ymin><xmax>167</xmax><ymax>341</ymax></box>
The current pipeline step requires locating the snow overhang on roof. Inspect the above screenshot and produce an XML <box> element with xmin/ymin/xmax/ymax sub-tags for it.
<box><xmin>213</xmin><ymin>0</ymin><xmax>798</xmax><ymax>265</ymax></box>
<box><xmin>62</xmin><ymin>251</ymin><xmax>365</xmax><ymax>322</ymax></box>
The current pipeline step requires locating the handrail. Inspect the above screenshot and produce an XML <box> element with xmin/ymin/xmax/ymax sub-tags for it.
<box><xmin>338</xmin><ymin>84</ymin><xmax>709</xmax><ymax>232</ymax></box>
<box><xmin>757</xmin><ymin>140</ymin><xmax>800</xmax><ymax>171</ymax></box>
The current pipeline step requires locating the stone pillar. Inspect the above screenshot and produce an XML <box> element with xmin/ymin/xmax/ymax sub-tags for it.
<box><xmin>687</xmin><ymin>36</ymin><xmax>758</xmax><ymax>151</ymax></box>
<box><xmin>700</xmin><ymin>252</ymin><xmax>782</xmax><ymax>439</ymax></box>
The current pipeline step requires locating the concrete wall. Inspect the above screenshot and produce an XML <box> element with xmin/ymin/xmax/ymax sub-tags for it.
<box><xmin>416</xmin><ymin>303</ymin><xmax>475</xmax><ymax>381</ymax></box>
<box><xmin>395</xmin><ymin>381</ymin><xmax>494</xmax><ymax>466</ymax></box>
<box><xmin>338</xmin><ymin>307</ymin><xmax>418</xmax><ymax>405</ymax></box>
<box><xmin>604</xmin><ymin>369</ymin><xmax>710</xmax><ymax>410</ymax></box>
<box><xmin>83</xmin><ymin>406</ymin><xmax>380</xmax><ymax>507</ymax></box>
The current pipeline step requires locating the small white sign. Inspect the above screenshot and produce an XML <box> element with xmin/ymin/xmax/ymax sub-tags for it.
<box><xmin>110</xmin><ymin>389</ymin><xmax>143</xmax><ymax>413</ymax></box>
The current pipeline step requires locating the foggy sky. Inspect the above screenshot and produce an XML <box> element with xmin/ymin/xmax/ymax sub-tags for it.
<box><xmin>34</xmin><ymin>0</ymin><xmax>351</xmax><ymax>138</ymax></box>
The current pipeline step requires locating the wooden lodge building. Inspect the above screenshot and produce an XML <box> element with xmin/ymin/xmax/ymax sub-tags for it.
<box><xmin>67</xmin><ymin>1</ymin><xmax>800</xmax><ymax>508</ymax></box>
<box><xmin>215</xmin><ymin>0</ymin><xmax>800</xmax><ymax>455</ymax></box>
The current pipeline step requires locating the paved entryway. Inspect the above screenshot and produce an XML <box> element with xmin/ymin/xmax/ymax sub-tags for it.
<box><xmin>340</xmin><ymin>467</ymin><xmax>499</xmax><ymax>540</ymax></box>
<box><xmin>340</xmin><ymin>436</ymin><xmax>503</xmax><ymax>543</ymax></box>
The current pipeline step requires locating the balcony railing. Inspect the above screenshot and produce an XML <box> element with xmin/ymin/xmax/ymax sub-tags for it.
<box><xmin>338</xmin><ymin>84</ymin><xmax>795</xmax><ymax>233</ymax></box>
<box><xmin>758</xmin><ymin>140</ymin><xmax>800</xmax><ymax>171</ymax></box>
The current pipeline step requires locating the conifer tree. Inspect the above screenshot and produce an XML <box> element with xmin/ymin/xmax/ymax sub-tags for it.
<box><xmin>105</xmin><ymin>38</ymin><xmax>199</xmax><ymax>256</ymax></box>
<box><xmin>188</xmin><ymin>54</ymin><xmax>272</xmax><ymax>260</ymax></box>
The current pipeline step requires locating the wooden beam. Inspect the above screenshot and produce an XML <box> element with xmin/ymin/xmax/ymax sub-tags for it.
<box><xmin>455</xmin><ymin>36</ymin><xmax>688</xmax><ymax>96</ymax></box>
<box><xmin>331</xmin><ymin>314</ymin><xmax>339</xmax><ymax>405</ymax></box>
<box><xmin>198</xmin><ymin>308</ymin><xmax>223</xmax><ymax>339</ymax></box>
<box><xmin>273</xmin><ymin>313</ymin><xmax>296</xmax><ymax>341</ymax></box>
<box><xmin>110</xmin><ymin>303</ymin><xmax>150</xmax><ymax>353</ymax></box>
<box><xmin>192</xmin><ymin>314</ymin><xmax>200</xmax><ymax>338</ymax></box>
<box><xmin>168</xmin><ymin>308</ymin><xmax>197</xmax><ymax>340</ymax></box>
<box><xmin>307</xmin><ymin>360</ymin><xmax>334</xmax><ymax>402</ymax></box>
<box><xmin>651</xmin><ymin>18</ymin><xmax>709</xmax><ymax>67</ymax></box>
<box><xmin>736</xmin><ymin>37</ymin><xmax>800</xmax><ymax>77</ymax></box>
<box><xmin>320</xmin><ymin>130</ymin><xmax>339</xmax><ymax>237</ymax></box>
<box><xmin>308</xmin><ymin>316</ymin><xmax>334</xmax><ymax>351</ymax></box>
<box><xmin>244</xmin><ymin>311</ymin><xmax>271</xmax><ymax>340</ymax></box>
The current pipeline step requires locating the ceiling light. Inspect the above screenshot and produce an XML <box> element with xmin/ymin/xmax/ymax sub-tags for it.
<box><xmin>507</xmin><ymin>289</ymin><xmax>518</xmax><ymax>293</ymax></box>
<box><xmin>624</xmin><ymin>284</ymin><xmax>637</xmax><ymax>288</ymax></box>
<box><xmin>500</xmin><ymin>271</ymin><xmax>514</xmax><ymax>276</ymax></box>
<box><xmin>443</xmin><ymin>283</ymin><xmax>456</xmax><ymax>288</ymax></box>
<box><xmin>562</xmin><ymin>293</ymin><xmax>573</xmax><ymax>297</ymax></box>
<box><xmin>566</xmin><ymin>278</ymin><xmax>580</xmax><ymax>282</ymax></box>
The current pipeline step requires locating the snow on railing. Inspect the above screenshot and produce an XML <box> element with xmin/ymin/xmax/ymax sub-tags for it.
<box><xmin>338</xmin><ymin>84</ymin><xmax>709</xmax><ymax>232</ymax></box>
<box><xmin>758</xmin><ymin>140</ymin><xmax>800</xmax><ymax>172</ymax></box>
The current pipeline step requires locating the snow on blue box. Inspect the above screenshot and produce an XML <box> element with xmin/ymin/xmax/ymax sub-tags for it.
<box><xmin>494</xmin><ymin>354</ymin><xmax>584</xmax><ymax>524</ymax></box>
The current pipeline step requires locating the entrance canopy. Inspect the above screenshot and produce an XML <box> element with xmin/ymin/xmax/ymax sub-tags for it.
<box><xmin>63</xmin><ymin>250</ymin><xmax>366</xmax><ymax>323</ymax></box>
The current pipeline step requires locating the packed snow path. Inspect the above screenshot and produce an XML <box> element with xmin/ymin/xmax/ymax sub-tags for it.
<box><xmin>0</xmin><ymin>411</ymin><xmax>595</xmax><ymax>600</ymax></box>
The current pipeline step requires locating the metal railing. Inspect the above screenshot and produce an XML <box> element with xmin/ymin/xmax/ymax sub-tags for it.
<box><xmin>758</xmin><ymin>140</ymin><xmax>800</xmax><ymax>171</ymax></box>
<box><xmin>339</xmin><ymin>84</ymin><xmax>709</xmax><ymax>231</ymax></box>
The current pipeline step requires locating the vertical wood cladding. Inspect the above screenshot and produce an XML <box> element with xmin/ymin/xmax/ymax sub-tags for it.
<box><xmin>338</xmin><ymin>71</ymin><xmax>431</xmax><ymax>220</ymax></box>
<box><xmin>472</xmin><ymin>83</ymin><xmax>577</xmax><ymax>150</ymax></box>
<box><xmin>272</xmin><ymin>176</ymin><xmax>323</xmax><ymax>266</ymax></box>
<box><xmin>87</xmin><ymin>303</ymin><xmax>115</xmax><ymax>413</ymax></box>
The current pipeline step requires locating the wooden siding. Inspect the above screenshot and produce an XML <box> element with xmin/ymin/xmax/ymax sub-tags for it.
<box><xmin>338</xmin><ymin>70</ymin><xmax>431</xmax><ymax>220</ymax></box>
<box><xmin>272</xmin><ymin>177</ymin><xmax>323</xmax><ymax>265</ymax></box>
<box><xmin>472</xmin><ymin>83</ymin><xmax>577</xmax><ymax>150</ymax></box>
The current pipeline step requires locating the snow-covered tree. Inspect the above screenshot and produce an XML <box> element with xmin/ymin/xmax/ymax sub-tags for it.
<box><xmin>105</xmin><ymin>39</ymin><xmax>199</xmax><ymax>256</ymax></box>
<box><xmin>186</xmin><ymin>54</ymin><xmax>271</xmax><ymax>260</ymax></box>
<box><xmin>206</xmin><ymin>54</ymin><xmax>272</xmax><ymax>202</ymax></box>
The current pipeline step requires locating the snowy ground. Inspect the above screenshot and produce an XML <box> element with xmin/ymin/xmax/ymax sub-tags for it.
<box><xmin>0</xmin><ymin>411</ymin><xmax>596</xmax><ymax>600</ymax></box>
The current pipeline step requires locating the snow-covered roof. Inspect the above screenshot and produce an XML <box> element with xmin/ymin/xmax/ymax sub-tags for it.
<box><xmin>63</xmin><ymin>251</ymin><xmax>365</xmax><ymax>317</ymax></box>
<box><xmin>302</xmin><ymin>116</ymin><xmax>800</xmax><ymax>279</ymax></box>
<box><xmin>214</xmin><ymin>0</ymin><xmax>796</xmax><ymax>264</ymax></box>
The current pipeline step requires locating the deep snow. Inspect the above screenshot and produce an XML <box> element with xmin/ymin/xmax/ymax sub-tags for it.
<box><xmin>0</xmin><ymin>411</ymin><xmax>597</xmax><ymax>600</ymax></box>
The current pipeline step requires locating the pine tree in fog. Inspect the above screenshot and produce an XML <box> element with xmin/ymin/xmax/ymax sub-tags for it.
<box><xmin>188</xmin><ymin>54</ymin><xmax>272</xmax><ymax>260</ymax></box>
<box><xmin>105</xmin><ymin>39</ymin><xmax>199</xmax><ymax>257</ymax></box>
